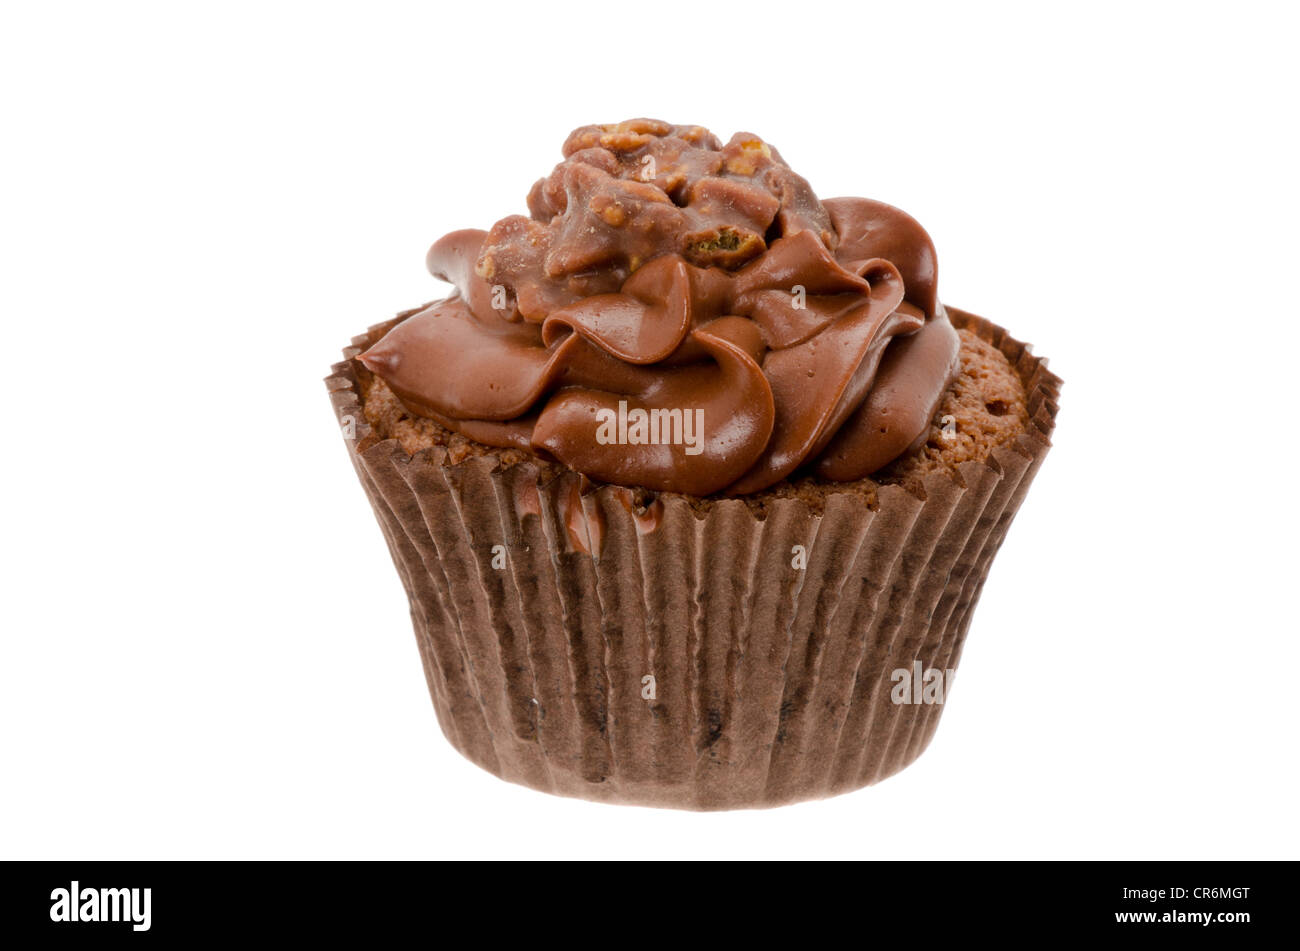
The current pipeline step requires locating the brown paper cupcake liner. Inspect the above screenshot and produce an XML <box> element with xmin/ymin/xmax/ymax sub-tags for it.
<box><xmin>326</xmin><ymin>305</ymin><xmax>1061</xmax><ymax>809</ymax></box>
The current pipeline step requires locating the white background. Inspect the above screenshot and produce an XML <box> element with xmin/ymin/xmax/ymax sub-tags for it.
<box><xmin>2</xmin><ymin>1</ymin><xmax>1297</xmax><ymax>860</ymax></box>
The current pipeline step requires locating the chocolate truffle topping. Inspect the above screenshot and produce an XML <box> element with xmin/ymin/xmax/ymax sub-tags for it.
<box><xmin>360</xmin><ymin>119</ymin><xmax>960</xmax><ymax>495</ymax></box>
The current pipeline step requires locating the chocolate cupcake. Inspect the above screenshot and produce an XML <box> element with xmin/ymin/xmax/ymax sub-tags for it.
<box><xmin>327</xmin><ymin>119</ymin><xmax>1060</xmax><ymax>809</ymax></box>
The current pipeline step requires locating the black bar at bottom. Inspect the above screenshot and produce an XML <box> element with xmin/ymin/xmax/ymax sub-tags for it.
<box><xmin>0</xmin><ymin>860</ymin><xmax>1285</xmax><ymax>940</ymax></box>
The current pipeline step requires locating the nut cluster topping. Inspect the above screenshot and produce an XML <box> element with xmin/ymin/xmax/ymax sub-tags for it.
<box><xmin>480</xmin><ymin>120</ymin><xmax>836</xmax><ymax>321</ymax></box>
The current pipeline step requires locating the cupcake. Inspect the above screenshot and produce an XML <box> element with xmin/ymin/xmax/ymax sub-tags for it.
<box><xmin>327</xmin><ymin>119</ymin><xmax>1060</xmax><ymax>809</ymax></box>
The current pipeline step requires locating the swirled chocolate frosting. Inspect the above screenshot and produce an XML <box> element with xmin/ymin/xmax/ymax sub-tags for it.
<box><xmin>361</xmin><ymin>119</ymin><xmax>960</xmax><ymax>496</ymax></box>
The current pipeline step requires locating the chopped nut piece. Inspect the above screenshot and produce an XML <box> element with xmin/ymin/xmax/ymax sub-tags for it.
<box><xmin>724</xmin><ymin>139</ymin><xmax>773</xmax><ymax>175</ymax></box>
<box><xmin>594</xmin><ymin>197</ymin><xmax>627</xmax><ymax>227</ymax></box>
<box><xmin>683</xmin><ymin>226</ymin><xmax>765</xmax><ymax>268</ymax></box>
<box><xmin>599</xmin><ymin>130</ymin><xmax>655</xmax><ymax>152</ymax></box>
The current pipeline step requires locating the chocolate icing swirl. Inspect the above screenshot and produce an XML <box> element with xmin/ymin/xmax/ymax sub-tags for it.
<box><xmin>361</xmin><ymin>120</ymin><xmax>960</xmax><ymax>496</ymax></box>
